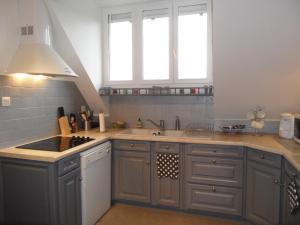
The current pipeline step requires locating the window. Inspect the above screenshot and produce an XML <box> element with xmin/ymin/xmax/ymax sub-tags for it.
<box><xmin>143</xmin><ymin>9</ymin><xmax>169</xmax><ymax>80</ymax></box>
<box><xmin>178</xmin><ymin>5</ymin><xmax>207</xmax><ymax>79</ymax></box>
<box><xmin>103</xmin><ymin>0</ymin><xmax>212</xmax><ymax>86</ymax></box>
<box><xmin>109</xmin><ymin>13</ymin><xmax>132</xmax><ymax>81</ymax></box>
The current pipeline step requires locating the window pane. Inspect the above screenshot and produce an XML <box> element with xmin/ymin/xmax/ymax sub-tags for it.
<box><xmin>178</xmin><ymin>13</ymin><xmax>207</xmax><ymax>79</ymax></box>
<box><xmin>110</xmin><ymin>21</ymin><xmax>132</xmax><ymax>81</ymax></box>
<box><xmin>143</xmin><ymin>17</ymin><xmax>169</xmax><ymax>80</ymax></box>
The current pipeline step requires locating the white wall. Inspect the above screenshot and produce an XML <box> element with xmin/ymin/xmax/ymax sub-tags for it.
<box><xmin>0</xmin><ymin>0</ymin><xmax>19</xmax><ymax>73</ymax></box>
<box><xmin>213</xmin><ymin>0</ymin><xmax>300</xmax><ymax>120</ymax></box>
<box><xmin>47</xmin><ymin>0</ymin><xmax>109</xmax><ymax>113</ymax></box>
<box><xmin>49</xmin><ymin>0</ymin><xmax>102</xmax><ymax>90</ymax></box>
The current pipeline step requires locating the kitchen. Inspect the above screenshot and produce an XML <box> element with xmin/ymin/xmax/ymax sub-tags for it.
<box><xmin>0</xmin><ymin>0</ymin><xmax>300</xmax><ymax>225</ymax></box>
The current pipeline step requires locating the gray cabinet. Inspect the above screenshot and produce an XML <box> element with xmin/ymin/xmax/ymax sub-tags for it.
<box><xmin>186</xmin><ymin>183</ymin><xmax>243</xmax><ymax>216</ymax></box>
<box><xmin>246</xmin><ymin>160</ymin><xmax>281</xmax><ymax>225</ymax></box>
<box><xmin>0</xmin><ymin>158</ymin><xmax>58</xmax><ymax>225</ymax></box>
<box><xmin>185</xmin><ymin>156</ymin><xmax>243</xmax><ymax>187</ymax></box>
<box><xmin>114</xmin><ymin>150</ymin><xmax>151</xmax><ymax>203</ymax></box>
<box><xmin>282</xmin><ymin>162</ymin><xmax>300</xmax><ymax>225</ymax></box>
<box><xmin>58</xmin><ymin>168</ymin><xmax>81</xmax><ymax>225</ymax></box>
<box><xmin>184</xmin><ymin>144</ymin><xmax>244</xmax><ymax>216</ymax></box>
<box><xmin>0</xmin><ymin>154</ymin><xmax>82</xmax><ymax>225</ymax></box>
<box><xmin>0</xmin><ymin>160</ymin><xmax>3</xmax><ymax>225</ymax></box>
<box><xmin>152</xmin><ymin>143</ymin><xmax>180</xmax><ymax>208</ymax></box>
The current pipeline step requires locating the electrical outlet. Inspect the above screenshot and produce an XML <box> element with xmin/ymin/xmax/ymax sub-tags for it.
<box><xmin>2</xmin><ymin>97</ymin><xmax>11</xmax><ymax>107</ymax></box>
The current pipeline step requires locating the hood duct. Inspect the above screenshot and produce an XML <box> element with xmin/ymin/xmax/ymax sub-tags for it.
<box><xmin>5</xmin><ymin>0</ymin><xmax>78</xmax><ymax>77</ymax></box>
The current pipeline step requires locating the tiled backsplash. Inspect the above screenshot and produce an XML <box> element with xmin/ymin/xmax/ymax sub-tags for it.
<box><xmin>0</xmin><ymin>76</ymin><xmax>87</xmax><ymax>148</ymax></box>
<box><xmin>108</xmin><ymin>96</ymin><xmax>214</xmax><ymax>130</ymax></box>
<box><xmin>108</xmin><ymin>95</ymin><xmax>279</xmax><ymax>134</ymax></box>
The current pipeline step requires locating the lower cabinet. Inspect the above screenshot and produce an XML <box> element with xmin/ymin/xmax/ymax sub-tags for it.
<box><xmin>0</xmin><ymin>155</ymin><xmax>82</xmax><ymax>225</ymax></box>
<box><xmin>152</xmin><ymin>142</ymin><xmax>180</xmax><ymax>208</ymax></box>
<box><xmin>113</xmin><ymin>150</ymin><xmax>151</xmax><ymax>203</ymax></box>
<box><xmin>282</xmin><ymin>162</ymin><xmax>300</xmax><ymax>225</ymax></box>
<box><xmin>184</xmin><ymin>144</ymin><xmax>244</xmax><ymax>216</ymax></box>
<box><xmin>246</xmin><ymin>160</ymin><xmax>281</xmax><ymax>225</ymax></box>
<box><xmin>58</xmin><ymin>168</ymin><xmax>82</xmax><ymax>225</ymax></box>
<box><xmin>0</xmin><ymin>159</ymin><xmax>58</xmax><ymax>225</ymax></box>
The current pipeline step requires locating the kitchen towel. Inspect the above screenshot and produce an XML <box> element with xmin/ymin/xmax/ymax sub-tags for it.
<box><xmin>156</xmin><ymin>153</ymin><xmax>179</xmax><ymax>179</ymax></box>
<box><xmin>287</xmin><ymin>180</ymin><xmax>300</xmax><ymax>215</ymax></box>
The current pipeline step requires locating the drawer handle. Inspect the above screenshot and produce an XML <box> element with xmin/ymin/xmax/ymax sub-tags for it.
<box><xmin>165</xmin><ymin>146</ymin><xmax>170</xmax><ymax>150</ymax></box>
<box><xmin>213</xmin><ymin>150</ymin><xmax>217</xmax><ymax>153</ymax></box>
<box><xmin>211</xmin><ymin>160</ymin><xmax>217</xmax><ymax>164</ymax></box>
<box><xmin>260</xmin><ymin>154</ymin><xmax>265</xmax><ymax>159</ymax></box>
<box><xmin>130</xmin><ymin>144</ymin><xmax>135</xmax><ymax>148</ymax></box>
<box><xmin>212</xmin><ymin>186</ymin><xmax>216</xmax><ymax>192</ymax></box>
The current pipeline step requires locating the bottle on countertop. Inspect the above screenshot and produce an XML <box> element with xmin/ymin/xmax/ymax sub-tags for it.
<box><xmin>136</xmin><ymin>118</ymin><xmax>143</xmax><ymax>128</ymax></box>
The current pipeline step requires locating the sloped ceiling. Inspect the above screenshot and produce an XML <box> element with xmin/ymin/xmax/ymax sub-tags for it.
<box><xmin>46</xmin><ymin>0</ymin><xmax>109</xmax><ymax>113</ymax></box>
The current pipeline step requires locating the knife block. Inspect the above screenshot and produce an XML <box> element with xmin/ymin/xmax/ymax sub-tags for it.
<box><xmin>58</xmin><ymin>116</ymin><xmax>71</xmax><ymax>135</ymax></box>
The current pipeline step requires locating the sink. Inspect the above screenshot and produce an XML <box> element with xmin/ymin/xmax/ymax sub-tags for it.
<box><xmin>119</xmin><ymin>129</ymin><xmax>212</xmax><ymax>139</ymax></box>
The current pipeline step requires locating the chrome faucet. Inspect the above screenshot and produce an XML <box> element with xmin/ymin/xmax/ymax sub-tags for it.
<box><xmin>147</xmin><ymin>119</ymin><xmax>165</xmax><ymax>130</ymax></box>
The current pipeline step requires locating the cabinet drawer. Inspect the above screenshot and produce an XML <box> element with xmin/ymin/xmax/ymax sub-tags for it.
<box><xmin>185</xmin><ymin>156</ymin><xmax>243</xmax><ymax>187</ymax></box>
<box><xmin>186</xmin><ymin>144</ymin><xmax>244</xmax><ymax>159</ymax></box>
<box><xmin>186</xmin><ymin>183</ymin><xmax>243</xmax><ymax>216</ymax></box>
<box><xmin>114</xmin><ymin>140</ymin><xmax>150</xmax><ymax>152</ymax></box>
<box><xmin>58</xmin><ymin>154</ymin><xmax>80</xmax><ymax>177</ymax></box>
<box><xmin>155</xmin><ymin>142</ymin><xmax>180</xmax><ymax>153</ymax></box>
<box><xmin>248</xmin><ymin>149</ymin><xmax>282</xmax><ymax>169</ymax></box>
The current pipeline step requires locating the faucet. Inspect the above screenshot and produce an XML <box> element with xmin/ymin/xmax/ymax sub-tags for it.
<box><xmin>147</xmin><ymin>119</ymin><xmax>165</xmax><ymax>130</ymax></box>
<box><xmin>175</xmin><ymin>116</ymin><xmax>180</xmax><ymax>130</ymax></box>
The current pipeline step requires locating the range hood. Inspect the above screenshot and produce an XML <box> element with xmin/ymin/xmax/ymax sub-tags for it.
<box><xmin>5</xmin><ymin>0</ymin><xmax>78</xmax><ymax>77</ymax></box>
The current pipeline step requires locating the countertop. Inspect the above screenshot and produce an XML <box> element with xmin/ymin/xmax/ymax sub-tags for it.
<box><xmin>0</xmin><ymin>129</ymin><xmax>300</xmax><ymax>171</ymax></box>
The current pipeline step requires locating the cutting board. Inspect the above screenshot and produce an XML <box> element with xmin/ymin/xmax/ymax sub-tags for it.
<box><xmin>58</xmin><ymin>116</ymin><xmax>71</xmax><ymax>135</ymax></box>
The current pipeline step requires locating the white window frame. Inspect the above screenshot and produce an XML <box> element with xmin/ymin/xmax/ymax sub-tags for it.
<box><xmin>102</xmin><ymin>0</ymin><xmax>212</xmax><ymax>88</ymax></box>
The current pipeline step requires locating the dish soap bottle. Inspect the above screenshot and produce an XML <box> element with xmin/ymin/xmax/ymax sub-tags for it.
<box><xmin>136</xmin><ymin>118</ymin><xmax>143</xmax><ymax>128</ymax></box>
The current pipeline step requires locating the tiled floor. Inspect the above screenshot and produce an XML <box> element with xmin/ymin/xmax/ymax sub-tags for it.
<box><xmin>96</xmin><ymin>203</ymin><xmax>245</xmax><ymax>225</ymax></box>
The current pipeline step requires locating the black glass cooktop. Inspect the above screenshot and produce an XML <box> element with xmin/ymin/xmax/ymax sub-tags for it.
<box><xmin>16</xmin><ymin>136</ymin><xmax>95</xmax><ymax>152</ymax></box>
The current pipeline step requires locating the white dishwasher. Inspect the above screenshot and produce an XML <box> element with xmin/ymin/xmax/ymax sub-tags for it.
<box><xmin>81</xmin><ymin>141</ymin><xmax>111</xmax><ymax>225</ymax></box>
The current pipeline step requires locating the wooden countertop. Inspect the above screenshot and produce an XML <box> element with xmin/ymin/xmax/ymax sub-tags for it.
<box><xmin>0</xmin><ymin>129</ymin><xmax>300</xmax><ymax>171</ymax></box>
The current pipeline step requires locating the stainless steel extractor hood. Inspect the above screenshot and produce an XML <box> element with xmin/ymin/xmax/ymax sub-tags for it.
<box><xmin>5</xmin><ymin>0</ymin><xmax>78</xmax><ymax>77</ymax></box>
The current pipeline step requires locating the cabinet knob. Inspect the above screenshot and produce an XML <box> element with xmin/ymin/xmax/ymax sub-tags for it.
<box><xmin>106</xmin><ymin>149</ymin><xmax>111</xmax><ymax>153</ymax></box>
<box><xmin>130</xmin><ymin>144</ymin><xmax>135</xmax><ymax>148</ymax></box>
<box><xmin>211</xmin><ymin>160</ymin><xmax>217</xmax><ymax>164</ymax></box>
<box><xmin>260</xmin><ymin>155</ymin><xmax>265</xmax><ymax>159</ymax></box>
<box><xmin>165</xmin><ymin>146</ymin><xmax>170</xmax><ymax>150</ymax></box>
<box><xmin>274</xmin><ymin>179</ymin><xmax>279</xmax><ymax>184</ymax></box>
<box><xmin>212</xmin><ymin>186</ymin><xmax>216</xmax><ymax>192</ymax></box>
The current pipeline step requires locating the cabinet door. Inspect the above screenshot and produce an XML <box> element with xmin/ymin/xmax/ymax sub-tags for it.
<box><xmin>1</xmin><ymin>159</ymin><xmax>58</xmax><ymax>225</ymax></box>
<box><xmin>152</xmin><ymin>143</ymin><xmax>180</xmax><ymax>207</ymax></box>
<box><xmin>153</xmin><ymin>172</ymin><xmax>180</xmax><ymax>207</ymax></box>
<box><xmin>246</xmin><ymin>161</ymin><xmax>281</xmax><ymax>225</ymax></box>
<box><xmin>0</xmin><ymin>160</ymin><xmax>3</xmax><ymax>225</ymax></box>
<box><xmin>114</xmin><ymin>151</ymin><xmax>151</xmax><ymax>203</ymax></box>
<box><xmin>58</xmin><ymin>168</ymin><xmax>82</xmax><ymax>225</ymax></box>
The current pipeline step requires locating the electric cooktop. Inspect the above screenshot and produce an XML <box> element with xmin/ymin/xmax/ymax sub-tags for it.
<box><xmin>16</xmin><ymin>136</ymin><xmax>95</xmax><ymax>152</ymax></box>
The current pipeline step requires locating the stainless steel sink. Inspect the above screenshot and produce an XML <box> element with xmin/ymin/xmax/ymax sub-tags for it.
<box><xmin>119</xmin><ymin>129</ymin><xmax>212</xmax><ymax>139</ymax></box>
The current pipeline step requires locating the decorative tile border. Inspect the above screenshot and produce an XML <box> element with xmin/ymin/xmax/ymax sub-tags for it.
<box><xmin>99</xmin><ymin>86</ymin><xmax>214</xmax><ymax>96</ymax></box>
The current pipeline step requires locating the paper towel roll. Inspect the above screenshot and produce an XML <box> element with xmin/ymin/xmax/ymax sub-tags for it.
<box><xmin>99</xmin><ymin>113</ymin><xmax>106</xmax><ymax>133</ymax></box>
